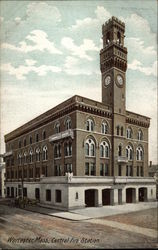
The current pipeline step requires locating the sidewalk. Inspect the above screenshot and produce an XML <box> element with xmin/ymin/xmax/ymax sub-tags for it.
<box><xmin>24</xmin><ymin>201</ymin><xmax>157</xmax><ymax>221</ymax></box>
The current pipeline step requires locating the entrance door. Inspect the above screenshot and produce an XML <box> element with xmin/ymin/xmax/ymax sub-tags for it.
<box><xmin>126</xmin><ymin>188</ymin><xmax>135</xmax><ymax>203</ymax></box>
<box><xmin>85</xmin><ymin>189</ymin><xmax>96</xmax><ymax>207</ymax></box>
<box><xmin>139</xmin><ymin>187</ymin><xmax>147</xmax><ymax>202</ymax></box>
<box><xmin>35</xmin><ymin>188</ymin><xmax>40</xmax><ymax>201</ymax></box>
<box><xmin>102</xmin><ymin>189</ymin><xmax>111</xmax><ymax>205</ymax></box>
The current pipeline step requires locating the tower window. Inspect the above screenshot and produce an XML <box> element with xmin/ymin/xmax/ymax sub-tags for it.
<box><xmin>116</xmin><ymin>126</ymin><xmax>119</xmax><ymax>135</ymax></box>
<box><xmin>106</xmin><ymin>32</ymin><xmax>110</xmax><ymax>44</ymax></box>
<box><xmin>117</xmin><ymin>31</ymin><xmax>121</xmax><ymax>44</ymax></box>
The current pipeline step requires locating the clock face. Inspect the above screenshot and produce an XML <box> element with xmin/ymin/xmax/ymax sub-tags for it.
<box><xmin>117</xmin><ymin>74</ymin><xmax>123</xmax><ymax>86</ymax></box>
<box><xmin>104</xmin><ymin>75</ymin><xmax>111</xmax><ymax>87</ymax></box>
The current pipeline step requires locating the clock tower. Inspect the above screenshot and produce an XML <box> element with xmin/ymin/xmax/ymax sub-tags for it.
<box><xmin>100</xmin><ymin>16</ymin><xmax>127</xmax><ymax>114</ymax></box>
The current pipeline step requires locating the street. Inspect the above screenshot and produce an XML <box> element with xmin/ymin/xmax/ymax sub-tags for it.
<box><xmin>0</xmin><ymin>204</ymin><xmax>157</xmax><ymax>249</ymax></box>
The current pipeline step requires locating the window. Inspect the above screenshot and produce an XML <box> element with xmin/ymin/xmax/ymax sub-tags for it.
<box><xmin>101</xmin><ymin>122</ymin><xmax>108</xmax><ymax>134</ymax></box>
<box><xmin>23</xmin><ymin>169</ymin><xmax>27</xmax><ymax>178</ymax></box>
<box><xmin>43</xmin><ymin>145</ymin><xmax>48</xmax><ymax>161</ymax></box>
<box><xmin>35</xmin><ymin>148</ymin><xmax>41</xmax><ymax>162</ymax></box>
<box><xmin>65</xmin><ymin>118</ymin><xmax>72</xmax><ymax>130</ymax></box>
<box><xmin>116</xmin><ymin>126</ymin><xmax>119</xmax><ymax>135</ymax></box>
<box><xmin>65</xmin><ymin>163</ymin><xmax>72</xmax><ymax>173</ymax></box>
<box><xmin>138</xmin><ymin>130</ymin><xmax>143</xmax><ymax>141</ymax></box>
<box><xmin>55</xmin><ymin>122</ymin><xmax>60</xmax><ymax>133</ymax></box>
<box><xmin>24</xmin><ymin>138</ymin><xmax>26</xmax><ymax>147</ymax></box>
<box><xmin>24</xmin><ymin>152</ymin><xmax>27</xmax><ymax>164</ymax></box>
<box><xmin>55</xmin><ymin>165</ymin><xmax>62</xmax><ymax>176</ymax></box>
<box><xmin>19</xmin><ymin>141</ymin><xmax>21</xmax><ymax>148</ymax></box>
<box><xmin>75</xmin><ymin>192</ymin><xmax>79</xmax><ymax>200</ymax></box>
<box><xmin>42</xmin><ymin>166</ymin><xmax>47</xmax><ymax>177</ymax></box>
<box><xmin>54</xmin><ymin>144</ymin><xmax>61</xmax><ymax>158</ymax></box>
<box><xmin>100</xmin><ymin>141</ymin><xmax>109</xmax><ymax>158</ymax></box>
<box><xmin>117</xmin><ymin>31</ymin><xmax>121</xmax><ymax>44</ymax></box>
<box><xmin>29</xmin><ymin>149</ymin><xmax>33</xmax><ymax>163</ymax></box>
<box><xmin>85</xmin><ymin>138</ymin><xmax>95</xmax><ymax>157</ymax></box>
<box><xmin>85</xmin><ymin>163</ymin><xmax>89</xmax><ymax>175</ymax></box>
<box><xmin>100</xmin><ymin>163</ymin><xmax>109</xmax><ymax>176</ymax></box>
<box><xmin>137</xmin><ymin>166</ymin><xmax>139</xmax><ymax>176</ymax></box>
<box><xmin>64</xmin><ymin>141</ymin><xmax>72</xmax><ymax>157</ymax></box>
<box><xmin>127</xmin><ymin>128</ymin><xmax>132</xmax><ymax>139</ymax></box>
<box><xmin>46</xmin><ymin>189</ymin><xmax>51</xmax><ymax>201</ymax></box>
<box><xmin>43</xmin><ymin>131</ymin><xmax>46</xmax><ymax>140</ymax></box>
<box><xmin>30</xmin><ymin>136</ymin><xmax>32</xmax><ymax>145</ymax></box>
<box><xmin>126</xmin><ymin>165</ymin><xmax>133</xmax><ymax>176</ymax></box>
<box><xmin>23</xmin><ymin>188</ymin><xmax>27</xmax><ymax>197</ymax></box>
<box><xmin>136</xmin><ymin>146</ymin><xmax>143</xmax><ymax>161</ymax></box>
<box><xmin>85</xmin><ymin>162</ymin><xmax>96</xmax><ymax>176</ymax></box>
<box><xmin>29</xmin><ymin>168</ymin><xmax>33</xmax><ymax>178</ymax></box>
<box><xmin>86</xmin><ymin>119</ymin><xmax>94</xmax><ymax>131</ymax></box>
<box><xmin>35</xmin><ymin>167</ymin><xmax>40</xmax><ymax>178</ymax></box>
<box><xmin>36</xmin><ymin>133</ymin><xmax>39</xmax><ymax>143</ymax></box>
<box><xmin>140</xmin><ymin>166</ymin><xmax>144</xmax><ymax>176</ymax></box>
<box><xmin>56</xmin><ymin>190</ymin><xmax>61</xmax><ymax>203</ymax></box>
<box><xmin>118</xmin><ymin>165</ymin><xmax>122</xmax><ymax>176</ymax></box>
<box><xmin>118</xmin><ymin>145</ymin><xmax>122</xmax><ymax>156</ymax></box>
<box><xmin>18</xmin><ymin>154</ymin><xmax>22</xmax><ymax>166</ymax></box>
<box><xmin>126</xmin><ymin>145</ymin><xmax>133</xmax><ymax>160</ymax></box>
<box><xmin>106</xmin><ymin>31</ymin><xmax>110</xmax><ymax>44</ymax></box>
<box><xmin>35</xmin><ymin>188</ymin><xmax>40</xmax><ymax>200</ymax></box>
<box><xmin>121</xmin><ymin>127</ymin><xmax>123</xmax><ymax>136</ymax></box>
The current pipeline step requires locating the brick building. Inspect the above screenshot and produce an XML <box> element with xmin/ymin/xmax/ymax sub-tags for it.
<box><xmin>4</xmin><ymin>17</ymin><xmax>156</xmax><ymax>210</ymax></box>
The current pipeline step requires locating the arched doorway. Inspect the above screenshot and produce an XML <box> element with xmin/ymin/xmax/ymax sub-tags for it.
<box><xmin>85</xmin><ymin>189</ymin><xmax>98</xmax><ymax>207</ymax></box>
<box><xmin>139</xmin><ymin>187</ymin><xmax>147</xmax><ymax>202</ymax></box>
<box><xmin>102</xmin><ymin>189</ymin><xmax>111</xmax><ymax>205</ymax></box>
<box><xmin>126</xmin><ymin>188</ymin><xmax>136</xmax><ymax>203</ymax></box>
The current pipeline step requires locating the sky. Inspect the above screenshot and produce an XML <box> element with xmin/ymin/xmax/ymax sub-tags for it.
<box><xmin>0</xmin><ymin>0</ymin><xmax>157</xmax><ymax>164</ymax></box>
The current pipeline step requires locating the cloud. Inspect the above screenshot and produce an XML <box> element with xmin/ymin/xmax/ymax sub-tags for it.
<box><xmin>1</xmin><ymin>30</ymin><xmax>62</xmax><ymax>54</ymax></box>
<box><xmin>71</xmin><ymin>6</ymin><xmax>111</xmax><ymax>30</ymax></box>
<box><xmin>1</xmin><ymin>61</ymin><xmax>61</xmax><ymax>80</ymax></box>
<box><xmin>26</xmin><ymin>2</ymin><xmax>61</xmax><ymax>23</ymax></box>
<box><xmin>128</xmin><ymin>60</ymin><xmax>157</xmax><ymax>77</ymax></box>
<box><xmin>63</xmin><ymin>56</ymin><xmax>100</xmax><ymax>75</ymax></box>
<box><xmin>126</xmin><ymin>37</ymin><xmax>156</xmax><ymax>56</ymax></box>
<box><xmin>61</xmin><ymin>37</ymin><xmax>99</xmax><ymax>61</ymax></box>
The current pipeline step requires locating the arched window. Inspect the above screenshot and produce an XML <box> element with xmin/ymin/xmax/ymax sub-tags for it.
<box><xmin>127</xmin><ymin>127</ymin><xmax>132</xmax><ymax>139</ymax></box>
<box><xmin>54</xmin><ymin>144</ymin><xmax>61</xmax><ymax>158</ymax></box>
<box><xmin>126</xmin><ymin>145</ymin><xmax>133</xmax><ymax>160</ymax></box>
<box><xmin>29</xmin><ymin>149</ymin><xmax>33</xmax><ymax>163</ymax></box>
<box><xmin>101</xmin><ymin>122</ymin><xmax>108</xmax><ymax>134</ymax></box>
<box><xmin>106</xmin><ymin>31</ymin><xmax>110</xmax><ymax>44</ymax></box>
<box><xmin>55</xmin><ymin>122</ymin><xmax>60</xmax><ymax>133</ymax></box>
<box><xmin>43</xmin><ymin>146</ymin><xmax>48</xmax><ymax>161</ymax></box>
<box><xmin>36</xmin><ymin>133</ymin><xmax>39</xmax><ymax>143</ymax></box>
<box><xmin>35</xmin><ymin>148</ymin><xmax>41</xmax><ymax>162</ymax></box>
<box><xmin>43</xmin><ymin>130</ymin><xmax>46</xmax><ymax>140</ymax></box>
<box><xmin>86</xmin><ymin>119</ymin><xmax>94</xmax><ymax>132</ymax></box>
<box><xmin>138</xmin><ymin>130</ymin><xmax>143</xmax><ymax>141</ymax></box>
<box><xmin>18</xmin><ymin>153</ymin><xmax>22</xmax><ymax>166</ymax></box>
<box><xmin>100</xmin><ymin>141</ymin><xmax>109</xmax><ymax>158</ymax></box>
<box><xmin>118</xmin><ymin>145</ymin><xmax>122</xmax><ymax>156</ymax></box>
<box><xmin>64</xmin><ymin>141</ymin><xmax>72</xmax><ymax>156</ymax></box>
<box><xmin>85</xmin><ymin>138</ymin><xmax>95</xmax><ymax>157</ymax></box>
<box><xmin>65</xmin><ymin>118</ymin><xmax>72</xmax><ymax>130</ymax></box>
<box><xmin>117</xmin><ymin>31</ymin><xmax>121</xmax><ymax>44</ymax></box>
<box><xmin>24</xmin><ymin>152</ymin><xmax>27</xmax><ymax>164</ymax></box>
<box><xmin>136</xmin><ymin>146</ymin><xmax>143</xmax><ymax>161</ymax></box>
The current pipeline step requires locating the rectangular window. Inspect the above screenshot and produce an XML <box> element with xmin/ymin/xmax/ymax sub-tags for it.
<box><xmin>105</xmin><ymin>164</ymin><xmax>109</xmax><ymax>176</ymax></box>
<box><xmin>140</xmin><ymin>166</ymin><xmax>144</xmax><ymax>176</ymax></box>
<box><xmin>137</xmin><ymin>166</ymin><xmax>139</xmax><ymax>176</ymax></box>
<box><xmin>35</xmin><ymin>168</ymin><xmax>40</xmax><ymax>178</ymax></box>
<box><xmin>118</xmin><ymin>165</ymin><xmax>122</xmax><ymax>176</ymax></box>
<box><xmin>35</xmin><ymin>188</ymin><xmax>40</xmax><ymax>200</ymax></box>
<box><xmin>90</xmin><ymin>163</ymin><xmax>95</xmax><ymax>176</ymax></box>
<box><xmin>126</xmin><ymin>165</ymin><xmax>128</xmax><ymax>176</ymax></box>
<box><xmin>130</xmin><ymin>166</ymin><xmax>133</xmax><ymax>176</ymax></box>
<box><xmin>75</xmin><ymin>192</ymin><xmax>79</xmax><ymax>200</ymax></box>
<box><xmin>65</xmin><ymin>163</ymin><xmax>72</xmax><ymax>173</ymax></box>
<box><xmin>56</xmin><ymin>190</ymin><xmax>61</xmax><ymax>203</ymax></box>
<box><xmin>85</xmin><ymin>163</ymin><xmax>89</xmax><ymax>175</ymax></box>
<box><xmin>46</xmin><ymin>189</ymin><xmax>51</xmax><ymax>201</ymax></box>
<box><xmin>100</xmin><ymin>163</ymin><xmax>104</xmax><ymax>176</ymax></box>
